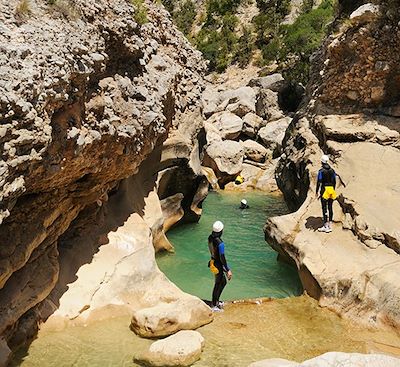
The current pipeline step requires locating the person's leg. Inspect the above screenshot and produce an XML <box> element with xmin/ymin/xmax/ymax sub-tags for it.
<box><xmin>328</xmin><ymin>198</ymin><xmax>334</xmax><ymax>227</ymax></box>
<box><xmin>321</xmin><ymin>198</ymin><xmax>328</xmax><ymax>223</ymax></box>
<box><xmin>212</xmin><ymin>272</ymin><xmax>223</xmax><ymax>306</ymax></box>
<box><xmin>216</xmin><ymin>273</ymin><xmax>227</xmax><ymax>304</ymax></box>
<box><xmin>212</xmin><ymin>272</ymin><xmax>226</xmax><ymax>307</ymax></box>
<box><xmin>318</xmin><ymin>198</ymin><xmax>329</xmax><ymax>232</ymax></box>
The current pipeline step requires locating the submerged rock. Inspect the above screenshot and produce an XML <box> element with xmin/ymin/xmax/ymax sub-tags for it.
<box><xmin>133</xmin><ymin>330</ymin><xmax>205</xmax><ymax>366</ymax></box>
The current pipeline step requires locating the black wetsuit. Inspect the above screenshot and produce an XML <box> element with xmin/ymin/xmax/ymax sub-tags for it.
<box><xmin>239</xmin><ymin>203</ymin><xmax>249</xmax><ymax>209</ymax></box>
<box><xmin>316</xmin><ymin>163</ymin><xmax>336</xmax><ymax>224</ymax></box>
<box><xmin>208</xmin><ymin>231</ymin><xmax>230</xmax><ymax>307</ymax></box>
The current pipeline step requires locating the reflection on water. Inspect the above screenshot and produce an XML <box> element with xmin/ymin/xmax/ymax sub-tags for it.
<box><xmin>157</xmin><ymin>191</ymin><xmax>302</xmax><ymax>300</ymax></box>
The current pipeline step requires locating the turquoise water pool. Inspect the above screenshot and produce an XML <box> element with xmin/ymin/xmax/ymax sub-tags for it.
<box><xmin>157</xmin><ymin>191</ymin><xmax>302</xmax><ymax>300</ymax></box>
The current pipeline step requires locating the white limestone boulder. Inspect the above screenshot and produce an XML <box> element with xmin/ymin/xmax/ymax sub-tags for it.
<box><xmin>240</xmin><ymin>139</ymin><xmax>269</xmax><ymax>163</ymax></box>
<box><xmin>203</xmin><ymin>140</ymin><xmax>244</xmax><ymax>187</ymax></box>
<box><xmin>134</xmin><ymin>330</ymin><xmax>205</xmax><ymax>367</ymax></box>
<box><xmin>207</xmin><ymin>111</ymin><xmax>244</xmax><ymax>140</ymax></box>
<box><xmin>242</xmin><ymin>112</ymin><xmax>266</xmax><ymax>138</ymax></box>
<box><xmin>130</xmin><ymin>298</ymin><xmax>212</xmax><ymax>338</ymax></box>
<box><xmin>248</xmin><ymin>73</ymin><xmax>285</xmax><ymax>92</ymax></box>
<box><xmin>257</xmin><ymin>117</ymin><xmax>291</xmax><ymax>152</ymax></box>
<box><xmin>201</xmin><ymin>86</ymin><xmax>256</xmax><ymax>118</ymax></box>
<box><xmin>350</xmin><ymin>4</ymin><xmax>380</xmax><ymax>24</ymax></box>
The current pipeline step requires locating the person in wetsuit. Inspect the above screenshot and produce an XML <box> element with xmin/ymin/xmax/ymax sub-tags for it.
<box><xmin>208</xmin><ymin>221</ymin><xmax>233</xmax><ymax>312</ymax></box>
<box><xmin>239</xmin><ymin>199</ymin><xmax>249</xmax><ymax>209</ymax></box>
<box><xmin>316</xmin><ymin>154</ymin><xmax>337</xmax><ymax>233</ymax></box>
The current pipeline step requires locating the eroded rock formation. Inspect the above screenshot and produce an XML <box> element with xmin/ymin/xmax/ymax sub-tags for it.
<box><xmin>201</xmin><ymin>73</ymin><xmax>298</xmax><ymax>192</ymax></box>
<box><xmin>0</xmin><ymin>0</ymin><xmax>211</xmax><ymax>358</ymax></box>
<box><xmin>265</xmin><ymin>2</ymin><xmax>400</xmax><ymax>329</ymax></box>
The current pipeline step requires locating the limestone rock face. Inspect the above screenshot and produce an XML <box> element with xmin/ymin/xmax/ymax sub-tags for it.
<box><xmin>265</xmin><ymin>3</ymin><xmax>400</xmax><ymax>331</ymax></box>
<box><xmin>134</xmin><ymin>330</ymin><xmax>205</xmax><ymax>367</ymax></box>
<box><xmin>201</xmin><ymin>86</ymin><xmax>256</xmax><ymax>118</ymax></box>
<box><xmin>203</xmin><ymin>141</ymin><xmax>244</xmax><ymax>187</ymax></box>
<box><xmin>242</xmin><ymin>112</ymin><xmax>266</xmax><ymax>138</ymax></box>
<box><xmin>309</xmin><ymin>1</ymin><xmax>400</xmax><ymax>112</ymax></box>
<box><xmin>207</xmin><ymin>111</ymin><xmax>244</xmax><ymax>140</ymax></box>
<box><xmin>240</xmin><ymin>139</ymin><xmax>269</xmax><ymax>163</ymax></box>
<box><xmin>0</xmin><ymin>0</ymin><xmax>208</xmax><ymax>352</ymax></box>
<box><xmin>249</xmin><ymin>352</ymin><xmax>400</xmax><ymax>367</ymax></box>
<box><xmin>257</xmin><ymin>117</ymin><xmax>291</xmax><ymax>153</ymax></box>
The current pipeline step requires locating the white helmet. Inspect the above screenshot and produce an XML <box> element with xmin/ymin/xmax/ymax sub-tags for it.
<box><xmin>321</xmin><ymin>154</ymin><xmax>329</xmax><ymax>164</ymax></box>
<box><xmin>212</xmin><ymin>220</ymin><xmax>224</xmax><ymax>233</ymax></box>
<box><xmin>241</xmin><ymin>199</ymin><xmax>247</xmax><ymax>205</ymax></box>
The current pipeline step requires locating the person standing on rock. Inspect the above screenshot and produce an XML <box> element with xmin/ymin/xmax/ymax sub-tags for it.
<box><xmin>316</xmin><ymin>155</ymin><xmax>337</xmax><ymax>233</ymax></box>
<box><xmin>208</xmin><ymin>221</ymin><xmax>233</xmax><ymax>312</ymax></box>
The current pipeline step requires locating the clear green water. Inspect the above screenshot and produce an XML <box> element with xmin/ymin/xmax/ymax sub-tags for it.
<box><xmin>157</xmin><ymin>191</ymin><xmax>302</xmax><ymax>300</ymax></box>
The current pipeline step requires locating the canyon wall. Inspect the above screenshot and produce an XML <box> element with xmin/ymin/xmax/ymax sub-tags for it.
<box><xmin>266</xmin><ymin>1</ymin><xmax>400</xmax><ymax>329</ymax></box>
<box><xmin>0</xmin><ymin>0</ymin><xmax>211</xmax><ymax>359</ymax></box>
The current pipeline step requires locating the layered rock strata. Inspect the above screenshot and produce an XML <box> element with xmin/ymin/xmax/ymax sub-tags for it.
<box><xmin>265</xmin><ymin>2</ymin><xmax>400</xmax><ymax>329</ymax></box>
<box><xmin>0</xmin><ymin>0</ymin><xmax>211</xmax><ymax>358</ymax></box>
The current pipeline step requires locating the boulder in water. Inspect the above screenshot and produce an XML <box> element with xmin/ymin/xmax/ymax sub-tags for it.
<box><xmin>130</xmin><ymin>298</ymin><xmax>212</xmax><ymax>338</ymax></box>
<box><xmin>133</xmin><ymin>330</ymin><xmax>205</xmax><ymax>366</ymax></box>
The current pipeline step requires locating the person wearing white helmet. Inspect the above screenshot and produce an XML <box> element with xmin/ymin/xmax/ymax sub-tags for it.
<box><xmin>207</xmin><ymin>220</ymin><xmax>233</xmax><ymax>312</ymax></box>
<box><xmin>239</xmin><ymin>199</ymin><xmax>249</xmax><ymax>209</ymax></box>
<box><xmin>316</xmin><ymin>154</ymin><xmax>337</xmax><ymax>233</ymax></box>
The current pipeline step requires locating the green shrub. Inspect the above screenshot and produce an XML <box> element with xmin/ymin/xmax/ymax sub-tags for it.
<box><xmin>279</xmin><ymin>0</ymin><xmax>334</xmax><ymax>83</ymax></box>
<box><xmin>233</xmin><ymin>26</ymin><xmax>254</xmax><ymax>67</ymax></box>
<box><xmin>131</xmin><ymin>0</ymin><xmax>148</xmax><ymax>25</ymax></box>
<box><xmin>261</xmin><ymin>36</ymin><xmax>282</xmax><ymax>63</ymax></box>
<box><xmin>174</xmin><ymin>0</ymin><xmax>196</xmax><ymax>35</ymax></box>
<box><xmin>161</xmin><ymin>0</ymin><xmax>174</xmax><ymax>13</ymax></box>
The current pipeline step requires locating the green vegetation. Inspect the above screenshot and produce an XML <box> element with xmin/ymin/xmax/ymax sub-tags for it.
<box><xmin>279</xmin><ymin>0</ymin><xmax>335</xmax><ymax>83</ymax></box>
<box><xmin>131</xmin><ymin>0</ymin><xmax>148</xmax><ymax>25</ymax></box>
<box><xmin>174</xmin><ymin>0</ymin><xmax>196</xmax><ymax>36</ymax></box>
<box><xmin>160</xmin><ymin>0</ymin><xmax>334</xmax><ymax>83</ymax></box>
<box><xmin>233</xmin><ymin>26</ymin><xmax>255</xmax><ymax>68</ymax></box>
